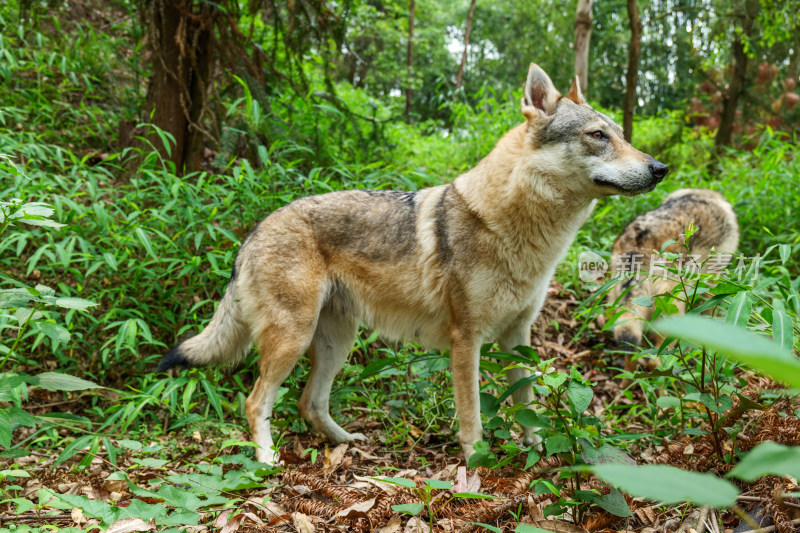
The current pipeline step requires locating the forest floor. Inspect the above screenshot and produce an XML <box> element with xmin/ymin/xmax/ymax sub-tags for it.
<box><xmin>4</xmin><ymin>288</ymin><xmax>800</xmax><ymax>533</ymax></box>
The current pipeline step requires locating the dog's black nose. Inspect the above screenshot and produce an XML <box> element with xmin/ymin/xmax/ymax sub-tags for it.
<box><xmin>649</xmin><ymin>161</ymin><xmax>669</xmax><ymax>182</ymax></box>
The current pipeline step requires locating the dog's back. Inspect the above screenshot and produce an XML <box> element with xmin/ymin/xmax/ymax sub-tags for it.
<box><xmin>609</xmin><ymin>188</ymin><xmax>739</xmax><ymax>351</ymax></box>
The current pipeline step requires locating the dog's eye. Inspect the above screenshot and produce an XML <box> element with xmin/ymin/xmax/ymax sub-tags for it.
<box><xmin>590</xmin><ymin>131</ymin><xmax>606</xmax><ymax>140</ymax></box>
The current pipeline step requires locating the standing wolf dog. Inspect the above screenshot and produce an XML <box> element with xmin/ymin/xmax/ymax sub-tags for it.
<box><xmin>608</xmin><ymin>188</ymin><xmax>738</xmax><ymax>374</ymax></box>
<box><xmin>157</xmin><ymin>64</ymin><xmax>668</xmax><ymax>465</ymax></box>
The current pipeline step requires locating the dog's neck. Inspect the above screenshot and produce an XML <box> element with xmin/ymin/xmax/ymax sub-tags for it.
<box><xmin>454</xmin><ymin>123</ymin><xmax>596</xmax><ymax>250</ymax></box>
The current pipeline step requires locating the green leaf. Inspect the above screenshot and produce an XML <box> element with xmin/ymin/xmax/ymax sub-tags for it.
<box><xmin>55</xmin><ymin>435</ymin><xmax>95</xmax><ymax>466</ymax></box>
<box><xmin>515</xmin><ymin>409</ymin><xmax>543</xmax><ymax>428</ymax></box>
<box><xmin>655</xmin><ymin>316</ymin><xmax>800</xmax><ymax>390</ymax></box>
<box><xmin>33</xmin><ymin>321</ymin><xmax>70</xmax><ymax>345</ymax></box>
<box><xmin>163</xmin><ymin>470</ymin><xmax>263</xmax><ymax>496</ymax></box>
<box><xmin>710</xmin><ymin>282</ymin><xmax>747</xmax><ymax>295</ymax></box>
<box><xmin>9</xmin><ymin>497</ymin><xmax>35</xmax><ymax>515</ymax></box>
<box><xmin>479</xmin><ymin>392</ymin><xmax>501</xmax><ymax>417</ymax></box>
<box><xmin>392</xmin><ymin>502</ymin><xmax>424</xmax><ymax>515</ymax></box>
<box><xmin>0</xmin><ymin>411</ymin><xmax>12</xmax><ymax>448</ymax></box>
<box><xmin>591</xmin><ymin>464</ymin><xmax>739</xmax><ymax>507</ymax></box>
<box><xmin>29</xmin><ymin>372</ymin><xmax>103</xmax><ymax>391</ymax></box>
<box><xmin>471</xmin><ymin>523</ymin><xmax>502</xmax><ymax>533</ymax></box>
<box><xmin>699</xmin><ymin>393</ymin><xmax>733</xmax><ymax>415</ymax></box>
<box><xmin>56</xmin><ymin>493</ymin><xmax>119</xmax><ymax>525</ymax></box>
<box><xmin>7</xmin><ymin>407</ymin><xmax>36</xmax><ymax>429</ymax></box>
<box><xmin>201</xmin><ymin>378</ymin><xmax>224</xmax><ymax>421</ymax></box>
<box><xmin>534</xmin><ymin>479</ymin><xmax>560</xmax><ymax>497</ymax></box>
<box><xmin>512</xmin><ymin>345</ymin><xmax>540</xmax><ymax>363</ymax></box>
<box><xmin>779</xmin><ymin>244</ymin><xmax>791</xmax><ymax>264</ymax></box>
<box><xmin>359</xmin><ymin>358</ymin><xmax>396</xmax><ymax>378</ymax></box>
<box><xmin>566</xmin><ymin>381</ymin><xmax>593</xmax><ymax>414</ymax></box>
<box><xmin>54</xmin><ymin>297</ymin><xmax>96</xmax><ymax>310</ymax></box>
<box><xmin>772</xmin><ymin>307</ymin><xmax>794</xmax><ymax>353</ymax></box>
<box><xmin>220</xmin><ymin>439</ymin><xmax>257</xmax><ymax>450</ymax></box>
<box><xmin>595</xmin><ymin>487</ymin><xmax>634</xmax><ymax>517</ymax></box>
<box><xmin>725</xmin><ymin>292</ymin><xmax>752</xmax><ymax>327</ymax></box>
<box><xmin>580</xmin><ymin>440</ymin><xmax>636</xmax><ymax>466</ymax></box>
<box><xmin>515</xmin><ymin>525</ymin><xmax>553</xmax><ymax>533</ymax></box>
<box><xmin>0</xmin><ymin>469</ymin><xmax>30</xmax><ymax>478</ymax></box>
<box><xmin>656</xmin><ymin>396</ymin><xmax>681</xmax><ymax>410</ymax></box>
<box><xmin>453</xmin><ymin>492</ymin><xmax>498</xmax><ymax>499</ymax></box>
<box><xmin>545</xmin><ymin>435</ymin><xmax>571</xmax><ymax>456</ymax></box>
<box><xmin>525</xmin><ymin>449</ymin><xmax>540</xmax><ymax>469</ymax></box>
<box><xmin>116</xmin><ymin>439</ymin><xmax>143</xmax><ymax>451</ymax></box>
<box><xmin>135</xmin><ymin>227</ymin><xmax>157</xmax><ymax>260</ymax></box>
<box><xmin>727</xmin><ymin>441</ymin><xmax>800</xmax><ymax>481</ymax></box>
<box><xmin>379</xmin><ymin>477</ymin><xmax>417</xmax><ymax>488</ymax></box>
<box><xmin>135</xmin><ymin>458</ymin><xmax>169</xmax><ymax>468</ymax></box>
<box><xmin>543</xmin><ymin>372</ymin><xmax>567</xmax><ymax>389</ymax></box>
<box><xmin>426</xmin><ymin>479</ymin><xmax>452</xmax><ymax>490</ymax></box>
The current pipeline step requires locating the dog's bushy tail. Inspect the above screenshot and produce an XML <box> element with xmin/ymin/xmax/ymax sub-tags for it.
<box><xmin>156</xmin><ymin>282</ymin><xmax>251</xmax><ymax>372</ymax></box>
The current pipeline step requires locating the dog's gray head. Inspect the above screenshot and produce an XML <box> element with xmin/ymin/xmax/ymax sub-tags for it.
<box><xmin>519</xmin><ymin>64</ymin><xmax>668</xmax><ymax>197</ymax></box>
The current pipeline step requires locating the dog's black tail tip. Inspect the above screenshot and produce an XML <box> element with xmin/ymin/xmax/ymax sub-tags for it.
<box><xmin>156</xmin><ymin>344</ymin><xmax>191</xmax><ymax>373</ymax></box>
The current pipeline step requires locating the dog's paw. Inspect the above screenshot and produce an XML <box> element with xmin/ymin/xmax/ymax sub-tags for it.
<box><xmin>345</xmin><ymin>432</ymin><xmax>367</xmax><ymax>442</ymax></box>
<box><xmin>522</xmin><ymin>428</ymin><xmax>543</xmax><ymax>451</ymax></box>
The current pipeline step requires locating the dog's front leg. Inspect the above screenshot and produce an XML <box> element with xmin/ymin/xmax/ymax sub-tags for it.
<box><xmin>499</xmin><ymin>312</ymin><xmax>543</xmax><ymax>451</ymax></box>
<box><xmin>449</xmin><ymin>328</ymin><xmax>483</xmax><ymax>463</ymax></box>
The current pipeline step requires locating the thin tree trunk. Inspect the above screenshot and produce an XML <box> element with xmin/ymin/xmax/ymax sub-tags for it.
<box><xmin>455</xmin><ymin>0</ymin><xmax>477</xmax><ymax>90</ymax></box>
<box><xmin>574</xmin><ymin>0</ymin><xmax>592</xmax><ymax>94</ymax></box>
<box><xmin>140</xmin><ymin>0</ymin><xmax>213</xmax><ymax>175</ymax></box>
<box><xmin>405</xmin><ymin>0</ymin><xmax>415</xmax><ymax>123</ymax></box>
<box><xmin>623</xmin><ymin>0</ymin><xmax>642</xmax><ymax>142</ymax></box>
<box><xmin>715</xmin><ymin>1</ymin><xmax>758</xmax><ymax>149</ymax></box>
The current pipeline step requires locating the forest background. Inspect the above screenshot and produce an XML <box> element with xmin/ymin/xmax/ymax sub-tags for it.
<box><xmin>1</xmin><ymin>0</ymin><xmax>800</xmax><ymax>532</ymax></box>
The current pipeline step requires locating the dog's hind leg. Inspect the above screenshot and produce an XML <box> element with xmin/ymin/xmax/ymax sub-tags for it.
<box><xmin>243</xmin><ymin>261</ymin><xmax>325</xmax><ymax>465</ymax></box>
<box><xmin>299</xmin><ymin>299</ymin><xmax>366</xmax><ymax>444</ymax></box>
<box><xmin>246</xmin><ymin>320</ymin><xmax>317</xmax><ymax>465</ymax></box>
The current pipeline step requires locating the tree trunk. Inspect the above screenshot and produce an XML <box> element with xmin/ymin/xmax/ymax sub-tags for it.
<box><xmin>623</xmin><ymin>0</ymin><xmax>642</xmax><ymax>142</ymax></box>
<box><xmin>715</xmin><ymin>1</ymin><xmax>758</xmax><ymax>149</ymax></box>
<box><xmin>405</xmin><ymin>0</ymin><xmax>415</xmax><ymax>123</ymax></box>
<box><xmin>141</xmin><ymin>0</ymin><xmax>214</xmax><ymax>175</ymax></box>
<box><xmin>455</xmin><ymin>0</ymin><xmax>477</xmax><ymax>90</ymax></box>
<box><xmin>574</xmin><ymin>0</ymin><xmax>592</xmax><ymax>94</ymax></box>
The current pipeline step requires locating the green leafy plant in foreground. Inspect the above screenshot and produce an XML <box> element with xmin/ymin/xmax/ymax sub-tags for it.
<box><xmin>591</xmin><ymin>315</ymin><xmax>800</xmax><ymax>517</ymax></box>
<box><xmin>0</xmin><ymin>157</ymin><xmax>102</xmax><ymax>453</ymax></box>
<box><xmin>474</xmin><ymin>345</ymin><xmax>635</xmax><ymax>523</ymax></box>
<box><xmin>582</xmin><ymin>224</ymin><xmax>797</xmax><ymax>463</ymax></box>
<box><xmin>381</xmin><ymin>476</ymin><xmax>495</xmax><ymax>531</ymax></box>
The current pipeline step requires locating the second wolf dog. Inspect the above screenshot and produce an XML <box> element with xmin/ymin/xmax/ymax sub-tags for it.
<box><xmin>158</xmin><ymin>64</ymin><xmax>668</xmax><ymax>465</ymax></box>
<box><xmin>608</xmin><ymin>188</ymin><xmax>739</xmax><ymax>373</ymax></box>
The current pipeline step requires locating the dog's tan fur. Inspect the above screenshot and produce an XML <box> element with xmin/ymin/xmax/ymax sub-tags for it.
<box><xmin>608</xmin><ymin>188</ymin><xmax>739</xmax><ymax>374</ymax></box>
<box><xmin>158</xmin><ymin>64</ymin><xmax>667</xmax><ymax>464</ymax></box>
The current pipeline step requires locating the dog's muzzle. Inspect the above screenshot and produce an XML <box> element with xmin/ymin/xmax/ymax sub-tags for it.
<box><xmin>649</xmin><ymin>160</ymin><xmax>669</xmax><ymax>183</ymax></box>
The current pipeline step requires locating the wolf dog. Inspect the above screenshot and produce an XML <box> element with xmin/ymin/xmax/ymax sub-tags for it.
<box><xmin>157</xmin><ymin>64</ymin><xmax>668</xmax><ymax>465</ymax></box>
<box><xmin>608</xmin><ymin>188</ymin><xmax>738</xmax><ymax>373</ymax></box>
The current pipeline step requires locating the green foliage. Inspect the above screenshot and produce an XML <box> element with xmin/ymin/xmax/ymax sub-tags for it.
<box><xmin>592</xmin><ymin>316</ymin><xmax>800</xmax><ymax>510</ymax></box>
<box><xmin>0</xmin><ymin>166</ymin><xmax>103</xmax><ymax>454</ymax></box>
<box><xmin>728</xmin><ymin>441</ymin><xmax>800</xmax><ymax>481</ymax></box>
<box><xmin>655</xmin><ymin>314</ymin><xmax>800</xmax><ymax>389</ymax></box>
<box><xmin>591</xmin><ymin>464</ymin><xmax>740</xmax><ymax>507</ymax></box>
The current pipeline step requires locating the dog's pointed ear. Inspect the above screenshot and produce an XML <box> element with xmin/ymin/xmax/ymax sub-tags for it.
<box><xmin>566</xmin><ymin>76</ymin><xmax>585</xmax><ymax>105</ymax></box>
<box><xmin>521</xmin><ymin>63</ymin><xmax>561</xmax><ymax>118</ymax></box>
